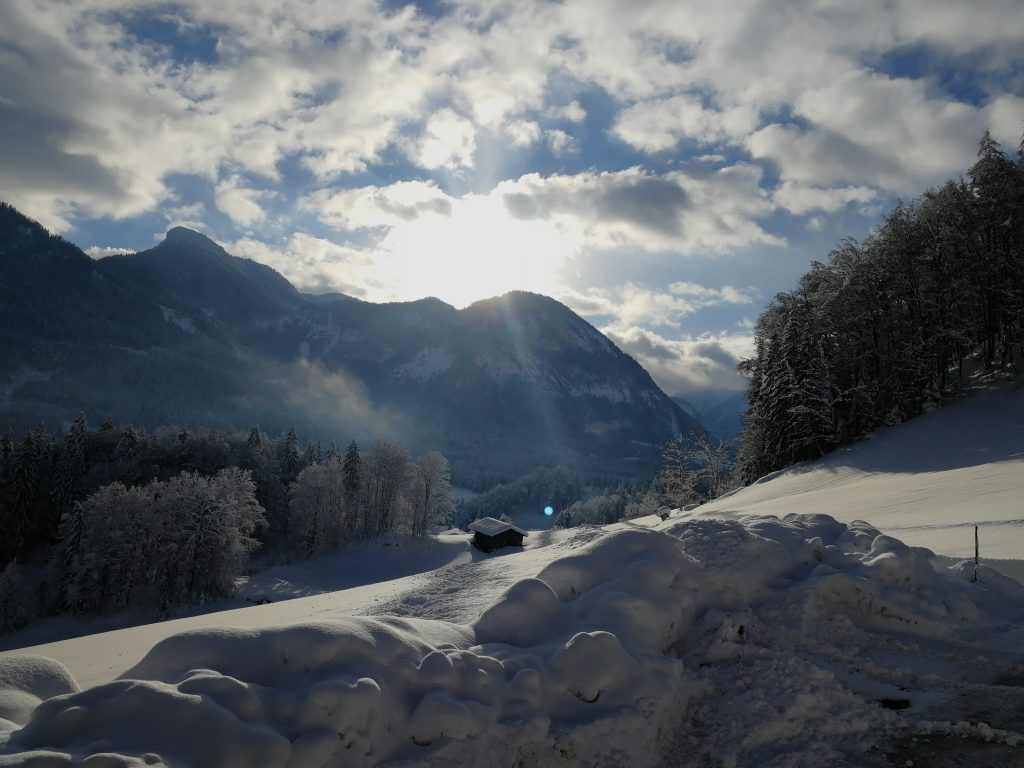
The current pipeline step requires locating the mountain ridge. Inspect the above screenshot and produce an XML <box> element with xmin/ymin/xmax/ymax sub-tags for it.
<box><xmin>0</xmin><ymin>203</ymin><xmax>701</xmax><ymax>485</ymax></box>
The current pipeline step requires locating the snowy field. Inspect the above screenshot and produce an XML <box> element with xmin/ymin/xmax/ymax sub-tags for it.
<box><xmin>1</xmin><ymin>384</ymin><xmax>1023</xmax><ymax>766</ymax></box>
<box><xmin>702</xmin><ymin>382</ymin><xmax>1024</xmax><ymax>566</ymax></box>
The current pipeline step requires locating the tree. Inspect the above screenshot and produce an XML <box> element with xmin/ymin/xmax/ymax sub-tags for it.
<box><xmin>51</xmin><ymin>414</ymin><xmax>88</xmax><ymax>523</ymax></box>
<box><xmin>277</xmin><ymin>427</ymin><xmax>301</xmax><ymax>488</ymax></box>
<box><xmin>0</xmin><ymin>560</ymin><xmax>34</xmax><ymax>634</ymax></box>
<box><xmin>361</xmin><ymin>442</ymin><xmax>410</xmax><ymax>536</ymax></box>
<box><xmin>54</xmin><ymin>469</ymin><xmax>265</xmax><ymax>614</ymax></box>
<box><xmin>409</xmin><ymin>452</ymin><xmax>454</xmax><ymax>536</ymax></box>
<box><xmin>342</xmin><ymin>440</ymin><xmax>362</xmax><ymax>533</ymax></box>
<box><xmin>3</xmin><ymin>431</ymin><xmax>43</xmax><ymax>560</ymax></box>
<box><xmin>659</xmin><ymin>432</ymin><xmax>734</xmax><ymax>508</ymax></box>
<box><xmin>288</xmin><ymin>459</ymin><xmax>345</xmax><ymax>556</ymax></box>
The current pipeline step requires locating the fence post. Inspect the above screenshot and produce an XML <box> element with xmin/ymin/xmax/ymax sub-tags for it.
<box><xmin>971</xmin><ymin>525</ymin><xmax>979</xmax><ymax>583</ymax></box>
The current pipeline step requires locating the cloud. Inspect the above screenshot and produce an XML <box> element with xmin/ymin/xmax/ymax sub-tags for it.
<box><xmin>563</xmin><ymin>281</ymin><xmax>757</xmax><ymax>330</ymax></box>
<box><xmin>547</xmin><ymin>101</ymin><xmax>586</xmax><ymax>123</ymax></box>
<box><xmin>668</xmin><ymin>282</ymin><xmax>756</xmax><ymax>305</ymax></box>
<box><xmin>500</xmin><ymin>165</ymin><xmax>780</xmax><ymax>253</ymax></box>
<box><xmin>405</xmin><ymin>109</ymin><xmax>477</xmax><ymax>171</ymax></box>
<box><xmin>214</xmin><ymin>176</ymin><xmax>273</xmax><ymax>227</ymax></box>
<box><xmin>292</xmin><ymin>165</ymin><xmax>781</xmax><ymax>312</ymax></box>
<box><xmin>5</xmin><ymin>0</ymin><xmax>1022</xmax><ymax>235</ymax></box>
<box><xmin>606</xmin><ymin>327</ymin><xmax>755</xmax><ymax>395</ymax></box>
<box><xmin>505</xmin><ymin>120</ymin><xmax>543</xmax><ymax>147</ymax></box>
<box><xmin>772</xmin><ymin>182</ymin><xmax>877</xmax><ymax>215</ymax></box>
<box><xmin>613</xmin><ymin>95</ymin><xmax>757</xmax><ymax>153</ymax></box>
<box><xmin>545</xmin><ymin>129</ymin><xmax>578</xmax><ymax>155</ymax></box>
<box><xmin>301</xmin><ymin>181</ymin><xmax>453</xmax><ymax>230</ymax></box>
<box><xmin>227</xmin><ymin>233</ymin><xmax>380</xmax><ymax>298</ymax></box>
<box><xmin>84</xmin><ymin>246</ymin><xmax>133</xmax><ymax>259</ymax></box>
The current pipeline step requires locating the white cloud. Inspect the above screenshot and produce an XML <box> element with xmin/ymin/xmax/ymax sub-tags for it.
<box><xmin>505</xmin><ymin>120</ymin><xmax>542</xmax><ymax>147</ymax></box>
<box><xmin>214</xmin><ymin>176</ymin><xmax>273</xmax><ymax>227</ymax></box>
<box><xmin>562</xmin><ymin>282</ymin><xmax>756</xmax><ymax>332</ymax></box>
<box><xmin>669</xmin><ymin>282</ymin><xmax>756</xmax><ymax>305</ymax></box>
<box><xmin>297</xmin><ymin>165</ymin><xmax>778</xmax><ymax>311</ymax></box>
<box><xmin>605</xmin><ymin>326</ymin><xmax>755</xmax><ymax>395</ymax></box>
<box><xmin>547</xmin><ymin>101</ymin><xmax>586</xmax><ymax>123</ymax></box>
<box><xmin>772</xmin><ymin>182</ymin><xmax>877</xmax><ymax>215</ymax></box>
<box><xmin>5</xmin><ymin>0</ymin><xmax>1022</xmax><ymax>234</ymax></box>
<box><xmin>499</xmin><ymin>164</ymin><xmax>781</xmax><ymax>254</ymax></box>
<box><xmin>405</xmin><ymin>109</ymin><xmax>477</xmax><ymax>171</ymax></box>
<box><xmin>227</xmin><ymin>233</ymin><xmax>381</xmax><ymax>298</ymax></box>
<box><xmin>613</xmin><ymin>96</ymin><xmax>757</xmax><ymax>153</ymax></box>
<box><xmin>545</xmin><ymin>129</ymin><xmax>578</xmax><ymax>155</ymax></box>
<box><xmin>84</xmin><ymin>245</ymin><xmax>132</xmax><ymax>259</ymax></box>
<box><xmin>301</xmin><ymin>181</ymin><xmax>453</xmax><ymax>230</ymax></box>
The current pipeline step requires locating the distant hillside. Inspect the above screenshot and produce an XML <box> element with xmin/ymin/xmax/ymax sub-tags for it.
<box><xmin>671</xmin><ymin>391</ymin><xmax>747</xmax><ymax>442</ymax></box>
<box><xmin>0</xmin><ymin>203</ymin><xmax>701</xmax><ymax>486</ymax></box>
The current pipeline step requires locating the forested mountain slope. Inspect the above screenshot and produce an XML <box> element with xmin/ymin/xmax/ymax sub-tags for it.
<box><xmin>738</xmin><ymin>132</ymin><xmax>1024</xmax><ymax>479</ymax></box>
<box><xmin>0</xmin><ymin>204</ymin><xmax>699</xmax><ymax>485</ymax></box>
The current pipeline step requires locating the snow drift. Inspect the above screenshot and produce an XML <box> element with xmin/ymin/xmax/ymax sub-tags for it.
<box><xmin>2</xmin><ymin>512</ymin><xmax>1023</xmax><ymax>767</ymax></box>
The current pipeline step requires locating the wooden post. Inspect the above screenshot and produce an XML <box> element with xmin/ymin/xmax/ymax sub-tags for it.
<box><xmin>972</xmin><ymin>526</ymin><xmax>979</xmax><ymax>583</ymax></box>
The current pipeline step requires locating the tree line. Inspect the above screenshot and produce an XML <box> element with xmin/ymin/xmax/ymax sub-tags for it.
<box><xmin>0</xmin><ymin>417</ymin><xmax>453</xmax><ymax>631</ymax></box>
<box><xmin>739</xmin><ymin>131</ymin><xmax>1024</xmax><ymax>479</ymax></box>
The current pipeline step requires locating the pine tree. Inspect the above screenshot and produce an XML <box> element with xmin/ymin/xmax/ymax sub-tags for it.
<box><xmin>342</xmin><ymin>440</ymin><xmax>362</xmax><ymax>534</ymax></box>
<box><xmin>278</xmin><ymin>427</ymin><xmax>301</xmax><ymax>488</ymax></box>
<box><xmin>303</xmin><ymin>441</ymin><xmax>323</xmax><ymax>467</ymax></box>
<box><xmin>3</xmin><ymin>432</ymin><xmax>41</xmax><ymax>560</ymax></box>
<box><xmin>52</xmin><ymin>414</ymin><xmax>88</xmax><ymax>519</ymax></box>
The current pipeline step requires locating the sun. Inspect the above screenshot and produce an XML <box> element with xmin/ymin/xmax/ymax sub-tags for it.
<box><xmin>379</xmin><ymin>194</ymin><xmax>578</xmax><ymax>308</ymax></box>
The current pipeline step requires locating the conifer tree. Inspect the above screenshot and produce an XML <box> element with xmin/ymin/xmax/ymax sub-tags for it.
<box><xmin>342</xmin><ymin>440</ymin><xmax>362</xmax><ymax>533</ymax></box>
<box><xmin>278</xmin><ymin>427</ymin><xmax>301</xmax><ymax>487</ymax></box>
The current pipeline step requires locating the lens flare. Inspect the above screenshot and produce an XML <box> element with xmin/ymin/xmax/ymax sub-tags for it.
<box><xmin>544</xmin><ymin>505</ymin><xmax>554</xmax><ymax>516</ymax></box>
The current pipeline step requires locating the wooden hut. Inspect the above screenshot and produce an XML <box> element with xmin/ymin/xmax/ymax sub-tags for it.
<box><xmin>468</xmin><ymin>517</ymin><xmax>528</xmax><ymax>552</ymax></box>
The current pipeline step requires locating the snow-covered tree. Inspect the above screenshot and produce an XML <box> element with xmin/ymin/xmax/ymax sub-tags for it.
<box><xmin>0</xmin><ymin>560</ymin><xmax>34</xmax><ymax>634</ymax></box>
<box><xmin>408</xmin><ymin>452</ymin><xmax>454</xmax><ymax>536</ymax></box>
<box><xmin>362</xmin><ymin>442</ymin><xmax>410</xmax><ymax>536</ymax></box>
<box><xmin>288</xmin><ymin>459</ymin><xmax>346</xmax><ymax>556</ymax></box>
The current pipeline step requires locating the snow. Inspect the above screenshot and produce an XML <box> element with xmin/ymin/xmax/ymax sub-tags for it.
<box><xmin>0</xmin><ymin>656</ymin><xmax>78</xmax><ymax>730</ymax></box>
<box><xmin>158</xmin><ymin>304</ymin><xmax>197</xmax><ymax>335</ymax></box>
<box><xmin>468</xmin><ymin>517</ymin><xmax>529</xmax><ymax>537</ymax></box>
<box><xmin>392</xmin><ymin>346</ymin><xmax>455</xmax><ymax>382</ymax></box>
<box><xmin>700</xmin><ymin>382</ymin><xmax>1024</xmax><ymax>563</ymax></box>
<box><xmin>1</xmin><ymin>385</ymin><xmax>1023</xmax><ymax>766</ymax></box>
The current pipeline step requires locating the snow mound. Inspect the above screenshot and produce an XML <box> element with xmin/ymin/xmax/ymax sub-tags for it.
<box><xmin>3</xmin><ymin>515</ymin><xmax>1024</xmax><ymax>767</ymax></box>
<box><xmin>0</xmin><ymin>656</ymin><xmax>79</xmax><ymax>732</ymax></box>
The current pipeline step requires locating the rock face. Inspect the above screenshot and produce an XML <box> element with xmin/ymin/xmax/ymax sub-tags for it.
<box><xmin>0</xmin><ymin>203</ymin><xmax>700</xmax><ymax>483</ymax></box>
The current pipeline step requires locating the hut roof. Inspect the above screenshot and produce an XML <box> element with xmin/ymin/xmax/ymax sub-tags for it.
<box><xmin>468</xmin><ymin>517</ymin><xmax>529</xmax><ymax>537</ymax></box>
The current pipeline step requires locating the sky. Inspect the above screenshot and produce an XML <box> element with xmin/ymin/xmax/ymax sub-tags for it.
<box><xmin>2</xmin><ymin>0</ymin><xmax>1023</xmax><ymax>397</ymax></box>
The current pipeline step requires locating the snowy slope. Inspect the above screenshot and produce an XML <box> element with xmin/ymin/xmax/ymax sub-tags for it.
<box><xmin>703</xmin><ymin>382</ymin><xmax>1024</xmax><ymax>563</ymax></box>
<box><xmin>1</xmin><ymin>388</ymin><xmax>1023</xmax><ymax>766</ymax></box>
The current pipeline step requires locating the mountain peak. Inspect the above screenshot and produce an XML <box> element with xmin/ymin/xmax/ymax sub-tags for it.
<box><xmin>164</xmin><ymin>226</ymin><xmax>223</xmax><ymax>254</ymax></box>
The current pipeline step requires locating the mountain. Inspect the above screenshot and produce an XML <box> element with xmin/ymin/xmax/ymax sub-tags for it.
<box><xmin>671</xmin><ymin>391</ymin><xmax>747</xmax><ymax>442</ymax></box>
<box><xmin>0</xmin><ymin>203</ymin><xmax>700</xmax><ymax>485</ymax></box>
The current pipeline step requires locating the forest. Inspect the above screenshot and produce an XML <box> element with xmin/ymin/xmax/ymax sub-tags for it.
<box><xmin>0</xmin><ymin>418</ymin><xmax>453</xmax><ymax>631</ymax></box>
<box><xmin>738</xmin><ymin>131</ymin><xmax>1024</xmax><ymax>479</ymax></box>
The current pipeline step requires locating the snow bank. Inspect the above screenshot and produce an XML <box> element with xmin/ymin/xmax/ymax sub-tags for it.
<box><xmin>0</xmin><ymin>656</ymin><xmax>78</xmax><ymax>732</ymax></box>
<box><xmin>3</xmin><ymin>515</ymin><xmax>1023</xmax><ymax>767</ymax></box>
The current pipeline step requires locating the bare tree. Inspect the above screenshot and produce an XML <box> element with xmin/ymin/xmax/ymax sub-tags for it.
<box><xmin>658</xmin><ymin>432</ymin><xmax>734</xmax><ymax>508</ymax></box>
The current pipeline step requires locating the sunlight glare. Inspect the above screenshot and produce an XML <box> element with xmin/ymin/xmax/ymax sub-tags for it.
<box><xmin>379</xmin><ymin>194</ymin><xmax>578</xmax><ymax>307</ymax></box>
